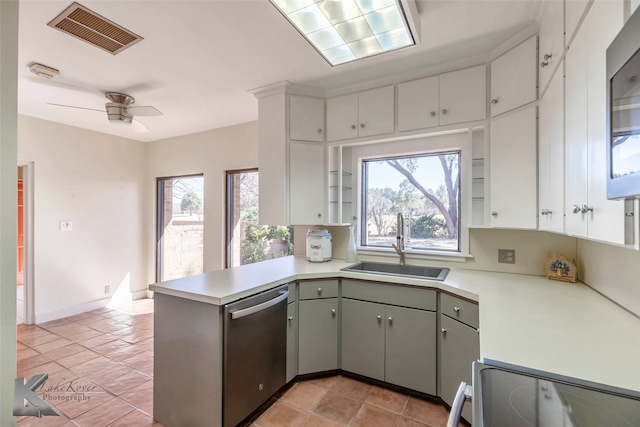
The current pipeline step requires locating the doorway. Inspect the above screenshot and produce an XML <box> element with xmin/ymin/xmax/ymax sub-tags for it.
<box><xmin>17</xmin><ymin>163</ymin><xmax>34</xmax><ymax>325</ymax></box>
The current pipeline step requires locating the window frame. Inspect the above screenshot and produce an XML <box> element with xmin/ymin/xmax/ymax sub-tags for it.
<box><xmin>350</xmin><ymin>131</ymin><xmax>473</xmax><ymax>262</ymax></box>
<box><xmin>225</xmin><ymin>168</ymin><xmax>259</xmax><ymax>269</ymax></box>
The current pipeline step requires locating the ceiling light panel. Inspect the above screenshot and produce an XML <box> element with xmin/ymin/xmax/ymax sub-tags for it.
<box><xmin>271</xmin><ymin>0</ymin><xmax>415</xmax><ymax>66</ymax></box>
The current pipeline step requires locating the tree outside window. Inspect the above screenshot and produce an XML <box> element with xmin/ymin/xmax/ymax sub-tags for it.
<box><xmin>362</xmin><ymin>151</ymin><xmax>460</xmax><ymax>252</ymax></box>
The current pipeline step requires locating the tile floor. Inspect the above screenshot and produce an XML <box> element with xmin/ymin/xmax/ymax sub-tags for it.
<box><xmin>16</xmin><ymin>299</ymin><xmax>463</xmax><ymax>427</ymax></box>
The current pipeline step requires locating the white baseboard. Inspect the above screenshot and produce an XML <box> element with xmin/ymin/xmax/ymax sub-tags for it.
<box><xmin>34</xmin><ymin>290</ymin><xmax>151</xmax><ymax>324</ymax></box>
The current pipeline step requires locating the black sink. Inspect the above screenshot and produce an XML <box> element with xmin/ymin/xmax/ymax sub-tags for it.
<box><xmin>342</xmin><ymin>262</ymin><xmax>450</xmax><ymax>281</ymax></box>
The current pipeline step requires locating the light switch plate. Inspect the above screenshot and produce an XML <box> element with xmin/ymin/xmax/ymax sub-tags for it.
<box><xmin>498</xmin><ymin>249</ymin><xmax>515</xmax><ymax>264</ymax></box>
<box><xmin>60</xmin><ymin>220</ymin><xmax>72</xmax><ymax>231</ymax></box>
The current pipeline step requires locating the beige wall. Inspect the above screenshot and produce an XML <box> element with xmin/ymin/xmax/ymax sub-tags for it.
<box><xmin>18</xmin><ymin>115</ymin><xmax>149</xmax><ymax>322</ymax></box>
<box><xmin>146</xmin><ymin>120</ymin><xmax>258</xmax><ymax>282</ymax></box>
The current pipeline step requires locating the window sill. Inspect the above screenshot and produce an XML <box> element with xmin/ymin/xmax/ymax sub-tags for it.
<box><xmin>356</xmin><ymin>247</ymin><xmax>472</xmax><ymax>264</ymax></box>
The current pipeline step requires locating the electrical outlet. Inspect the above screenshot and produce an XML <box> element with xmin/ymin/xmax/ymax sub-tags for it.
<box><xmin>498</xmin><ymin>249</ymin><xmax>516</xmax><ymax>264</ymax></box>
<box><xmin>104</xmin><ymin>285</ymin><xmax>110</xmax><ymax>294</ymax></box>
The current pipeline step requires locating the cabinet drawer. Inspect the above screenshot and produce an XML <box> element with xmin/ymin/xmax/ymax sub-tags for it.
<box><xmin>299</xmin><ymin>280</ymin><xmax>339</xmax><ymax>300</ymax></box>
<box><xmin>342</xmin><ymin>280</ymin><xmax>436</xmax><ymax>311</ymax></box>
<box><xmin>440</xmin><ymin>293</ymin><xmax>479</xmax><ymax>329</ymax></box>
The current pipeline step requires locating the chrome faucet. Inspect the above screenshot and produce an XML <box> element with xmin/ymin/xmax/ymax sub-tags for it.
<box><xmin>391</xmin><ymin>212</ymin><xmax>406</xmax><ymax>265</ymax></box>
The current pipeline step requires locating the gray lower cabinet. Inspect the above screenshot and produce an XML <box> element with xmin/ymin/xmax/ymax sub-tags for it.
<box><xmin>298</xmin><ymin>294</ymin><xmax>339</xmax><ymax>374</ymax></box>
<box><xmin>286</xmin><ymin>300</ymin><xmax>298</xmax><ymax>382</ymax></box>
<box><xmin>341</xmin><ymin>283</ymin><xmax>437</xmax><ymax>395</ymax></box>
<box><xmin>439</xmin><ymin>294</ymin><xmax>480</xmax><ymax>423</ymax></box>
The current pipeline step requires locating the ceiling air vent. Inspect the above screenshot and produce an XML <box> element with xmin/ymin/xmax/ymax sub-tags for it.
<box><xmin>47</xmin><ymin>2</ymin><xmax>143</xmax><ymax>55</ymax></box>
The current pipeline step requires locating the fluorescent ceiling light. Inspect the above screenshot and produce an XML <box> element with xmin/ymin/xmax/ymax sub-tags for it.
<box><xmin>271</xmin><ymin>0</ymin><xmax>415</xmax><ymax>66</ymax></box>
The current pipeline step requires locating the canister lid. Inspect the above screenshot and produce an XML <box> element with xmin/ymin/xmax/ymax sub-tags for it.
<box><xmin>307</xmin><ymin>226</ymin><xmax>331</xmax><ymax>237</ymax></box>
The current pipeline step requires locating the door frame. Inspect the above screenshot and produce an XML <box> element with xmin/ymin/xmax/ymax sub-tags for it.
<box><xmin>18</xmin><ymin>161</ymin><xmax>34</xmax><ymax>324</ymax></box>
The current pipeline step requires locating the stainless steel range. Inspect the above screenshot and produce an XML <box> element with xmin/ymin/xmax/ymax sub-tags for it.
<box><xmin>448</xmin><ymin>360</ymin><xmax>640</xmax><ymax>427</ymax></box>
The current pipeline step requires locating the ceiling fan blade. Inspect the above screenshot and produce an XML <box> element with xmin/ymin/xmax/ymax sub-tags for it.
<box><xmin>128</xmin><ymin>106</ymin><xmax>162</xmax><ymax>117</ymax></box>
<box><xmin>47</xmin><ymin>103</ymin><xmax>105</xmax><ymax>113</ymax></box>
<box><xmin>131</xmin><ymin>118</ymin><xmax>149</xmax><ymax>133</ymax></box>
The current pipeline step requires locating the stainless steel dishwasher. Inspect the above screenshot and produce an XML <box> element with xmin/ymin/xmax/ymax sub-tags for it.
<box><xmin>223</xmin><ymin>284</ymin><xmax>289</xmax><ymax>427</ymax></box>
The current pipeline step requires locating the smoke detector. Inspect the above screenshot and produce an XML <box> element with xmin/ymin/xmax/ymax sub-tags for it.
<box><xmin>29</xmin><ymin>63</ymin><xmax>60</xmax><ymax>79</ymax></box>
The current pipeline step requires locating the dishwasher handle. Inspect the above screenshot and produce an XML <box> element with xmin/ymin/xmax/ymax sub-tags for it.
<box><xmin>446</xmin><ymin>381</ymin><xmax>472</xmax><ymax>427</ymax></box>
<box><xmin>231</xmin><ymin>291</ymin><xmax>289</xmax><ymax>320</ymax></box>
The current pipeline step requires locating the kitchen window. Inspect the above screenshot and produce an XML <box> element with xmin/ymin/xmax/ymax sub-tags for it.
<box><xmin>225</xmin><ymin>169</ymin><xmax>293</xmax><ymax>267</ymax></box>
<box><xmin>361</xmin><ymin>151</ymin><xmax>461</xmax><ymax>253</ymax></box>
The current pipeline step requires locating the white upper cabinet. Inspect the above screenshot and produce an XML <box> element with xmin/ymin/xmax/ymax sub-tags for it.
<box><xmin>538</xmin><ymin>69</ymin><xmax>565</xmax><ymax>233</ymax></box>
<box><xmin>565</xmin><ymin>0</ymin><xmax>590</xmax><ymax>46</ymax></box>
<box><xmin>289</xmin><ymin>95</ymin><xmax>325</xmax><ymax>142</ymax></box>
<box><xmin>439</xmin><ymin>66</ymin><xmax>487</xmax><ymax>125</ymax></box>
<box><xmin>327</xmin><ymin>86</ymin><xmax>394</xmax><ymax>141</ymax></box>
<box><xmin>397</xmin><ymin>65</ymin><xmax>486</xmax><ymax>132</ymax></box>
<box><xmin>490</xmin><ymin>106</ymin><xmax>538</xmax><ymax>229</ymax></box>
<box><xmin>289</xmin><ymin>142</ymin><xmax>325</xmax><ymax>225</ymax></box>
<box><xmin>538</xmin><ymin>0</ymin><xmax>564</xmax><ymax>93</ymax></box>
<box><xmin>490</xmin><ymin>36</ymin><xmax>538</xmax><ymax>117</ymax></box>
<box><xmin>565</xmin><ymin>0</ymin><xmax>632</xmax><ymax>245</ymax></box>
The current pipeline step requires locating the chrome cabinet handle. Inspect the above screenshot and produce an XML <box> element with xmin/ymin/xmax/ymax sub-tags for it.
<box><xmin>360</xmin><ymin>123</ymin><xmax>365</xmax><ymax>128</ymax></box>
<box><xmin>441</xmin><ymin>328</ymin><xmax>447</xmax><ymax>334</ymax></box>
<box><xmin>491</xmin><ymin>211</ymin><xmax>498</xmax><ymax>217</ymax></box>
<box><xmin>351</xmin><ymin>124</ymin><xmax>356</xmax><ymax>129</ymax></box>
<box><xmin>331</xmin><ymin>308</ymin><xmax>336</xmax><ymax>315</ymax></box>
<box><xmin>572</xmin><ymin>204</ymin><xmax>581</xmax><ymax>214</ymax></box>
<box><xmin>540</xmin><ymin>60</ymin><xmax>549</xmax><ymax>68</ymax></box>
<box><xmin>317</xmin><ymin>128</ymin><xmax>322</xmax><ymax>133</ymax></box>
<box><xmin>491</xmin><ymin>98</ymin><xmax>498</xmax><ymax>104</ymax></box>
<box><xmin>541</xmin><ymin>209</ymin><xmax>553</xmax><ymax>216</ymax></box>
<box><xmin>430</xmin><ymin>111</ymin><xmax>436</xmax><ymax>116</ymax></box>
<box><xmin>453</xmin><ymin>306</ymin><xmax>460</xmax><ymax>313</ymax></box>
<box><xmin>442</xmin><ymin>109</ymin><xmax>448</xmax><ymax>114</ymax></box>
<box><xmin>376</xmin><ymin>315</ymin><xmax>382</xmax><ymax>321</ymax></box>
<box><xmin>388</xmin><ymin>317</ymin><xmax>393</xmax><ymax>324</ymax></box>
<box><xmin>572</xmin><ymin>204</ymin><xmax>593</xmax><ymax>214</ymax></box>
<box><xmin>288</xmin><ymin>316</ymin><xmax>293</xmax><ymax>321</ymax></box>
<box><xmin>317</xmin><ymin>288</ymin><xmax>322</xmax><ymax>294</ymax></box>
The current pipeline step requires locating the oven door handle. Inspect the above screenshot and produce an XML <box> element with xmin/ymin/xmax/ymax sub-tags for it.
<box><xmin>230</xmin><ymin>291</ymin><xmax>289</xmax><ymax>319</ymax></box>
<box><xmin>446</xmin><ymin>381</ymin><xmax>473</xmax><ymax>427</ymax></box>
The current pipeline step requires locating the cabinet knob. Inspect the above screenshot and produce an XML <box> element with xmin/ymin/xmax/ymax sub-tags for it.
<box><xmin>317</xmin><ymin>288</ymin><xmax>322</xmax><ymax>294</ymax></box>
<box><xmin>317</xmin><ymin>128</ymin><xmax>322</xmax><ymax>133</ymax></box>
<box><xmin>331</xmin><ymin>308</ymin><xmax>336</xmax><ymax>315</ymax></box>
<box><xmin>453</xmin><ymin>306</ymin><xmax>460</xmax><ymax>313</ymax></box>
<box><xmin>491</xmin><ymin>211</ymin><xmax>498</xmax><ymax>217</ymax></box>
<box><xmin>288</xmin><ymin>316</ymin><xmax>294</xmax><ymax>321</ymax></box>
<box><xmin>430</xmin><ymin>111</ymin><xmax>436</xmax><ymax>117</ymax></box>
<box><xmin>360</xmin><ymin>123</ymin><xmax>365</xmax><ymax>128</ymax></box>
<box><xmin>540</xmin><ymin>61</ymin><xmax>549</xmax><ymax>68</ymax></box>
<box><xmin>317</xmin><ymin>213</ymin><xmax>322</xmax><ymax>218</ymax></box>
<box><xmin>388</xmin><ymin>317</ymin><xmax>393</xmax><ymax>324</ymax></box>
<box><xmin>441</xmin><ymin>328</ymin><xmax>447</xmax><ymax>334</ymax></box>
<box><xmin>544</xmin><ymin>53</ymin><xmax>553</xmax><ymax>61</ymax></box>
<box><xmin>442</xmin><ymin>109</ymin><xmax>448</xmax><ymax>114</ymax></box>
<box><xmin>491</xmin><ymin>98</ymin><xmax>498</xmax><ymax>104</ymax></box>
<box><xmin>571</xmin><ymin>204</ymin><xmax>581</xmax><ymax>214</ymax></box>
<box><xmin>376</xmin><ymin>315</ymin><xmax>382</xmax><ymax>321</ymax></box>
<box><xmin>351</xmin><ymin>124</ymin><xmax>356</xmax><ymax>129</ymax></box>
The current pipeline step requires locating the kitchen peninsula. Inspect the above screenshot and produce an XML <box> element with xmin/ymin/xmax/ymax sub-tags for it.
<box><xmin>150</xmin><ymin>256</ymin><xmax>640</xmax><ymax>427</ymax></box>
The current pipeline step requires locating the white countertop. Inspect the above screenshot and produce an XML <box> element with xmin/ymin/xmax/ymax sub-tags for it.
<box><xmin>150</xmin><ymin>256</ymin><xmax>640</xmax><ymax>393</ymax></box>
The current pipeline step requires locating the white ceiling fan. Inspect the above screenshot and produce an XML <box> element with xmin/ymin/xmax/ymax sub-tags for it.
<box><xmin>48</xmin><ymin>92</ymin><xmax>162</xmax><ymax>133</ymax></box>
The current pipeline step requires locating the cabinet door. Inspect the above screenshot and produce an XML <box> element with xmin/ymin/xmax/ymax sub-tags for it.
<box><xmin>564</xmin><ymin>25</ymin><xmax>589</xmax><ymax>238</ymax></box>
<box><xmin>490</xmin><ymin>106</ymin><xmax>538</xmax><ymax>228</ymax></box>
<box><xmin>565</xmin><ymin>0</ymin><xmax>590</xmax><ymax>46</ymax></box>
<box><xmin>439</xmin><ymin>65</ymin><xmax>487</xmax><ymax>125</ymax></box>
<box><xmin>538</xmin><ymin>0</ymin><xmax>564</xmax><ymax>93</ymax></box>
<box><xmin>490</xmin><ymin>37</ymin><xmax>537</xmax><ymax>117</ymax></box>
<box><xmin>439</xmin><ymin>315</ymin><xmax>479</xmax><ymax>424</ymax></box>
<box><xmin>397</xmin><ymin>76</ymin><xmax>439</xmax><ymax>131</ymax></box>
<box><xmin>298</xmin><ymin>298</ymin><xmax>338</xmax><ymax>374</ymax></box>
<box><xmin>358</xmin><ymin>86</ymin><xmax>394</xmax><ymax>137</ymax></box>
<box><xmin>289</xmin><ymin>142</ymin><xmax>325</xmax><ymax>225</ymax></box>
<box><xmin>289</xmin><ymin>95</ymin><xmax>325</xmax><ymax>142</ymax></box>
<box><xmin>385</xmin><ymin>306</ymin><xmax>436</xmax><ymax>395</ymax></box>
<box><xmin>584</xmin><ymin>0</ymin><xmax>628</xmax><ymax>245</ymax></box>
<box><xmin>341</xmin><ymin>299</ymin><xmax>385</xmax><ymax>381</ymax></box>
<box><xmin>327</xmin><ymin>93</ymin><xmax>358</xmax><ymax>141</ymax></box>
<box><xmin>538</xmin><ymin>69</ymin><xmax>565</xmax><ymax>233</ymax></box>
<box><xmin>286</xmin><ymin>301</ymin><xmax>298</xmax><ymax>382</ymax></box>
